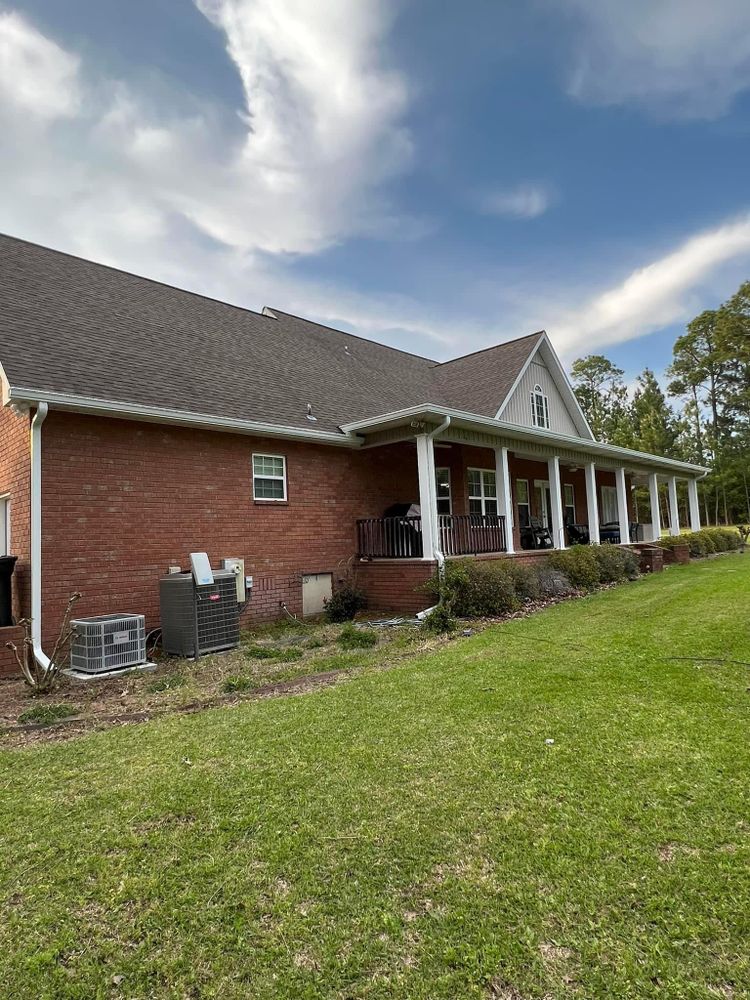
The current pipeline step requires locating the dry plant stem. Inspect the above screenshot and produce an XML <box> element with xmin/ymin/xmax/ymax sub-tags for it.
<box><xmin>4</xmin><ymin>593</ymin><xmax>82</xmax><ymax>693</ymax></box>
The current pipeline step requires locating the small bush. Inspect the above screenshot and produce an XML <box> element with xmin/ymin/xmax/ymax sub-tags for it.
<box><xmin>503</xmin><ymin>560</ymin><xmax>541</xmax><ymax>601</ymax></box>
<box><xmin>548</xmin><ymin>546</ymin><xmax>601</xmax><ymax>590</ymax></box>
<box><xmin>337</xmin><ymin>623</ymin><xmax>378</xmax><ymax>649</ymax></box>
<box><xmin>533</xmin><ymin>564</ymin><xmax>575</xmax><ymax>598</ymax></box>
<box><xmin>147</xmin><ymin>672</ymin><xmax>186</xmax><ymax>693</ymax></box>
<box><xmin>221</xmin><ymin>675</ymin><xmax>254</xmax><ymax>694</ymax></box>
<box><xmin>324</xmin><ymin>584</ymin><xmax>367</xmax><ymax>623</ymax></box>
<box><xmin>591</xmin><ymin>544</ymin><xmax>640</xmax><ymax>583</ymax></box>
<box><xmin>18</xmin><ymin>703</ymin><xmax>78</xmax><ymax>725</ymax></box>
<box><xmin>421</xmin><ymin>604</ymin><xmax>457</xmax><ymax>634</ymax></box>
<box><xmin>437</xmin><ymin>559</ymin><xmax>521</xmax><ymax>618</ymax></box>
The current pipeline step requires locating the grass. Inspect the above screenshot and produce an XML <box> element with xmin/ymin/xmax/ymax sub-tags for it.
<box><xmin>16</xmin><ymin>703</ymin><xmax>79</xmax><ymax>726</ymax></box>
<box><xmin>1</xmin><ymin>556</ymin><xmax>749</xmax><ymax>998</ymax></box>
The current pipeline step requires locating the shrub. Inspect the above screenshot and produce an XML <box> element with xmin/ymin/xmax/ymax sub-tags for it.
<box><xmin>421</xmin><ymin>604</ymin><xmax>457</xmax><ymax>634</ymax></box>
<box><xmin>503</xmin><ymin>560</ymin><xmax>541</xmax><ymax>601</ymax></box>
<box><xmin>18</xmin><ymin>703</ymin><xmax>78</xmax><ymax>725</ymax></box>
<box><xmin>547</xmin><ymin>546</ymin><xmax>601</xmax><ymax>590</ymax></box>
<box><xmin>434</xmin><ymin>559</ymin><xmax>521</xmax><ymax>618</ymax></box>
<box><xmin>591</xmin><ymin>544</ymin><xmax>640</xmax><ymax>583</ymax></box>
<box><xmin>705</xmin><ymin>527</ymin><xmax>741</xmax><ymax>552</ymax></box>
<box><xmin>533</xmin><ymin>564</ymin><xmax>576</xmax><ymax>598</ymax></box>
<box><xmin>337</xmin><ymin>623</ymin><xmax>378</xmax><ymax>649</ymax></box>
<box><xmin>324</xmin><ymin>584</ymin><xmax>367</xmax><ymax>623</ymax></box>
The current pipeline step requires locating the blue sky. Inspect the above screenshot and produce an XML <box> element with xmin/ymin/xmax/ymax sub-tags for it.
<box><xmin>1</xmin><ymin>1</ymin><xmax>750</xmax><ymax>385</ymax></box>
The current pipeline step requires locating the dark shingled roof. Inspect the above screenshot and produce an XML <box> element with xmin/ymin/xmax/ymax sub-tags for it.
<box><xmin>0</xmin><ymin>234</ymin><xmax>542</xmax><ymax>434</ymax></box>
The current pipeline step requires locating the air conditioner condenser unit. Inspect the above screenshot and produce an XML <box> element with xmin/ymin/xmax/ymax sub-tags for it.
<box><xmin>70</xmin><ymin>613</ymin><xmax>147</xmax><ymax>675</ymax></box>
<box><xmin>159</xmin><ymin>569</ymin><xmax>240</xmax><ymax>658</ymax></box>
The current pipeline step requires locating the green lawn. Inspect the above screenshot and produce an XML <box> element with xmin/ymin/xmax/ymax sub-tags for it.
<box><xmin>2</xmin><ymin>558</ymin><xmax>749</xmax><ymax>999</ymax></box>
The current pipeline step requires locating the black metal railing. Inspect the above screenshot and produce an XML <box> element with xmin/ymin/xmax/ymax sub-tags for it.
<box><xmin>356</xmin><ymin>513</ymin><xmax>507</xmax><ymax>559</ymax></box>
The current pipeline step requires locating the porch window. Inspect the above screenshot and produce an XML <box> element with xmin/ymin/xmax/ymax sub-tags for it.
<box><xmin>600</xmin><ymin>485</ymin><xmax>618</xmax><ymax>523</ymax></box>
<box><xmin>252</xmin><ymin>453</ymin><xmax>287</xmax><ymax>501</ymax></box>
<box><xmin>468</xmin><ymin>468</ymin><xmax>498</xmax><ymax>516</ymax></box>
<box><xmin>435</xmin><ymin>467</ymin><xmax>452</xmax><ymax>515</ymax></box>
<box><xmin>563</xmin><ymin>484</ymin><xmax>575</xmax><ymax>525</ymax></box>
<box><xmin>531</xmin><ymin>384</ymin><xmax>550</xmax><ymax>429</ymax></box>
<box><xmin>516</xmin><ymin>479</ymin><xmax>530</xmax><ymax>528</ymax></box>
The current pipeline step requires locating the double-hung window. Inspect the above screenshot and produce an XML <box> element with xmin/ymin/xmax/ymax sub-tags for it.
<box><xmin>516</xmin><ymin>479</ymin><xmax>530</xmax><ymax>528</ymax></box>
<box><xmin>563</xmin><ymin>484</ymin><xmax>576</xmax><ymax>525</ymax></box>
<box><xmin>435</xmin><ymin>467</ymin><xmax>452</xmax><ymax>515</ymax></box>
<box><xmin>468</xmin><ymin>469</ymin><xmax>498</xmax><ymax>517</ymax></box>
<box><xmin>252</xmin><ymin>453</ymin><xmax>287</xmax><ymax>501</ymax></box>
<box><xmin>531</xmin><ymin>384</ymin><xmax>550</xmax><ymax>429</ymax></box>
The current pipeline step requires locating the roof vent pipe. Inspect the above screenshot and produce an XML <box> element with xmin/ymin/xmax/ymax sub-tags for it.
<box><xmin>30</xmin><ymin>402</ymin><xmax>51</xmax><ymax>670</ymax></box>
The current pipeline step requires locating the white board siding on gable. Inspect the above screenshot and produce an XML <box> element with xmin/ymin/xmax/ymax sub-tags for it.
<box><xmin>501</xmin><ymin>360</ymin><xmax>580</xmax><ymax>437</ymax></box>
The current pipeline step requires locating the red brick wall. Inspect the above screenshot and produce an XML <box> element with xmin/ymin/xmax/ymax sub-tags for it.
<box><xmin>38</xmin><ymin>413</ymin><xmax>421</xmax><ymax>644</ymax></box>
<box><xmin>356</xmin><ymin>560</ymin><xmax>435</xmax><ymax>614</ymax></box>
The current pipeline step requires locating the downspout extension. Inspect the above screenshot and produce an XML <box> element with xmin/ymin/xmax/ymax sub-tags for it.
<box><xmin>30</xmin><ymin>402</ymin><xmax>50</xmax><ymax>670</ymax></box>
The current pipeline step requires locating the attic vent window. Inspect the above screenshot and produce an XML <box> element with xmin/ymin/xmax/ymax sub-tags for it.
<box><xmin>531</xmin><ymin>384</ymin><xmax>550</xmax><ymax>429</ymax></box>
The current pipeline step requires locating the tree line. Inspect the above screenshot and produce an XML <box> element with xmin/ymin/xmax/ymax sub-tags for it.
<box><xmin>569</xmin><ymin>279</ymin><xmax>750</xmax><ymax>526</ymax></box>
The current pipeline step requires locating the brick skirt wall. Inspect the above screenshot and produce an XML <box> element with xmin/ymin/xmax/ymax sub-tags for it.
<box><xmin>356</xmin><ymin>560</ymin><xmax>436</xmax><ymax>614</ymax></box>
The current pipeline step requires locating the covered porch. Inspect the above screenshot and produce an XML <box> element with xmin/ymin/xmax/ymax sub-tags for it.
<box><xmin>350</xmin><ymin>410</ymin><xmax>705</xmax><ymax>563</ymax></box>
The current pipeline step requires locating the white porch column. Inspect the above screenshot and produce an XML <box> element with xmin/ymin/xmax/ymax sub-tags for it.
<box><xmin>688</xmin><ymin>478</ymin><xmax>701</xmax><ymax>532</ymax></box>
<box><xmin>648</xmin><ymin>473</ymin><xmax>662</xmax><ymax>542</ymax></box>
<box><xmin>416</xmin><ymin>434</ymin><xmax>438</xmax><ymax>561</ymax></box>
<box><xmin>615</xmin><ymin>467</ymin><xmax>630</xmax><ymax>545</ymax></box>
<box><xmin>547</xmin><ymin>455</ymin><xmax>566</xmax><ymax>549</ymax></box>
<box><xmin>585</xmin><ymin>462</ymin><xmax>600</xmax><ymax>545</ymax></box>
<box><xmin>667</xmin><ymin>475</ymin><xmax>680</xmax><ymax>537</ymax></box>
<box><xmin>494</xmin><ymin>446</ymin><xmax>515</xmax><ymax>554</ymax></box>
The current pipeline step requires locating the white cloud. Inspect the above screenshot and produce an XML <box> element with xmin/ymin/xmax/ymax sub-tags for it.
<box><xmin>477</xmin><ymin>183</ymin><xmax>553</xmax><ymax>219</ymax></box>
<box><xmin>0</xmin><ymin>10</ymin><xmax>81</xmax><ymax>119</ymax></box>
<box><xmin>552</xmin><ymin>213</ymin><xmax>750</xmax><ymax>356</ymax></box>
<box><xmin>557</xmin><ymin>0</ymin><xmax>750</xmax><ymax>119</ymax></box>
<box><xmin>0</xmin><ymin>3</ymin><xmax>413</xmax><ymax>262</ymax></box>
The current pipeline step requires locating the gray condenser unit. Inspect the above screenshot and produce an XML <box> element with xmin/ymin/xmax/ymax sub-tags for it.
<box><xmin>70</xmin><ymin>613</ymin><xmax>147</xmax><ymax>674</ymax></box>
<box><xmin>159</xmin><ymin>569</ymin><xmax>240</xmax><ymax>657</ymax></box>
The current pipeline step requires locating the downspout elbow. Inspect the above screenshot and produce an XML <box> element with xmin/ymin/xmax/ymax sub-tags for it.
<box><xmin>30</xmin><ymin>402</ymin><xmax>50</xmax><ymax>670</ymax></box>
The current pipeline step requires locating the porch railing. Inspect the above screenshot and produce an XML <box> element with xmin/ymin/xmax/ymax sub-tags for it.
<box><xmin>438</xmin><ymin>513</ymin><xmax>507</xmax><ymax>556</ymax></box>
<box><xmin>356</xmin><ymin>513</ymin><xmax>507</xmax><ymax>559</ymax></box>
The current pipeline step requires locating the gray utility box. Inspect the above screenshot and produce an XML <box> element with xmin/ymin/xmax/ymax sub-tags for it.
<box><xmin>159</xmin><ymin>569</ymin><xmax>240</xmax><ymax>657</ymax></box>
<box><xmin>70</xmin><ymin>613</ymin><xmax>147</xmax><ymax>674</ymax></box>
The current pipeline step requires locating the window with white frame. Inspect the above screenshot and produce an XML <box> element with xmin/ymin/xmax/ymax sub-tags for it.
<box><xmin>600</xmin><ymin>485</ymin><xmax>618</xmax><ymax>524</ymax></box>
<box><xmin>563</xmin><ymin>484</ymin><xmax>576</xmax><ymax>525</ymax></box>
<box><xmin>516</xmin><ymin>478</ymin><xmax>530</xmax><ymax>528</ymax></box>
<box><xmin>530</xmin><ymin>383</ymin><xmax>550</xmax><ymax>429</ymax></box>
<box><xmin>468</xmin><ymin>468</ymin><xmax>498</xmax><ymax>517</ymax></box>
<box><xmin>252</xmin><ymin>454</ymin><xmax>287</xmax><ymax>501</ymax></box>
<box><xmin>435</xmin><ymin>467</ymin><xmax>452</xmax><ymax>515</ymax></box>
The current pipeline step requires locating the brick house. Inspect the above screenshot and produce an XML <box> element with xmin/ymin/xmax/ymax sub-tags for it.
<box><xmin>0</xmin><ymin>235</ymin><xmax>707</xmax><ymax>671</ymax></box>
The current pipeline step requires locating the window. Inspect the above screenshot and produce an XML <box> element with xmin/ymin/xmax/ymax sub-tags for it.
<box><xmin>563</xmin><ymin>484</ymin><xmax>576</xmax><ymax>525</ymax></box>
<box><xmin>435</xmin><ymin>467</ymin><xmax>452</xmax><ymax>515</ymax></box>
<box><xmin>468</xmin><ymin>468</ymin><xmax>498</xmax><ymax>517</ymax></box>
<box><xmin>252</xmin><ymin>454</ymin><xmax>287</xmax><ymax>501</ymax></box>
<box><xmin>516</xmin><ymin>479</ymin><xmax>530</xmax><ymax>528</ymax></box>
<box><xmin>600</xmin><ymin>485</ymin><xmax>618</xmax><ymax>524</ymax></box>
<box><xmin>530</xmin><ymin>383</ymin><xmax>550</xmax><ymax>429</ymax></box>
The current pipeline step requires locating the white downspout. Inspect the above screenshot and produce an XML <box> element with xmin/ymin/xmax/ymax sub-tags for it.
<box><xmin>30</xmin><ymin>402</ymin><xmax>50</xmax><ymax>670</ymax></box>
<box><xmin>426</xmin><ymin>415</ymin><xmax>451</xmax><ymax>575</ymax></box>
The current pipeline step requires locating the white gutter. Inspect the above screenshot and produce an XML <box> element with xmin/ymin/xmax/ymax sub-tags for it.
<box><xmin>8</xmin><ymin>387</ymin><xmax>362</xmax><ymax>448</ymax></box>
<box><xmin>30</xmin><ymin>402</ymin><xmax>50</xmax><ymax>670</ymax></box>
